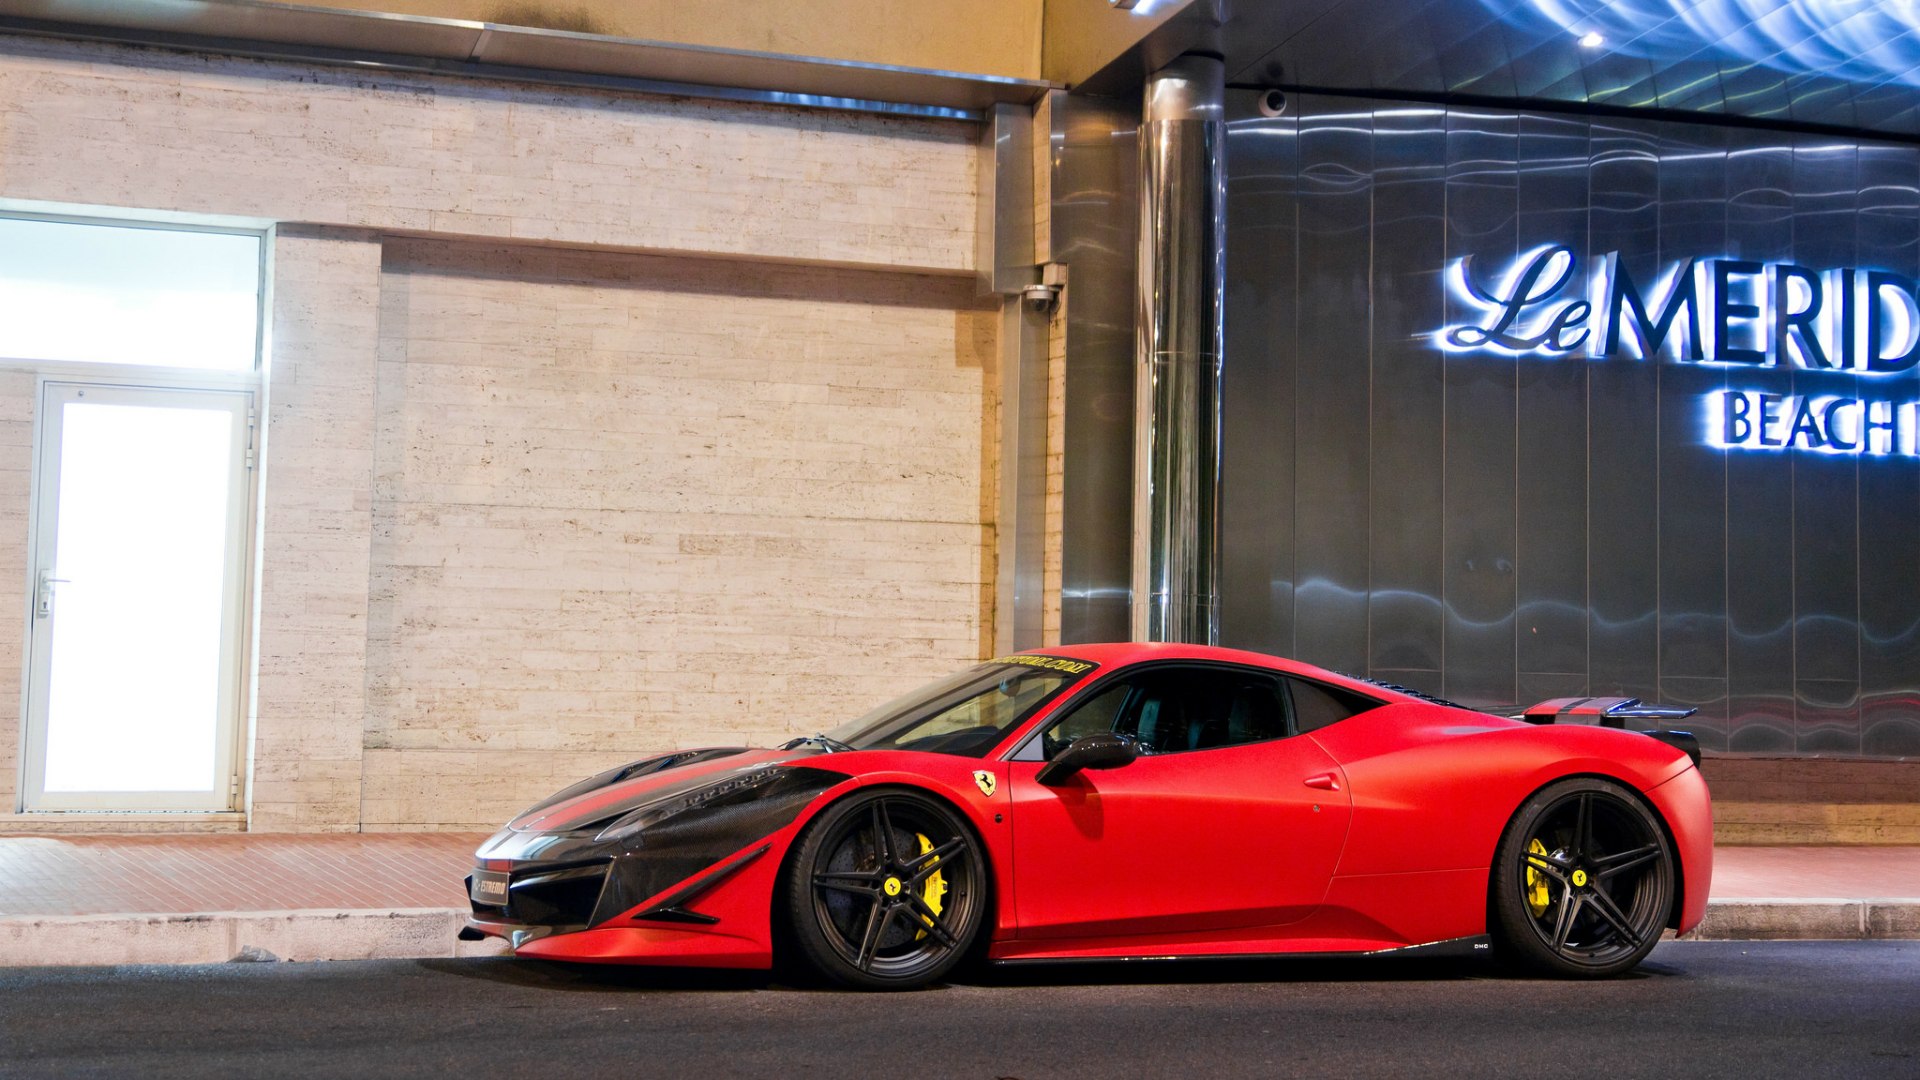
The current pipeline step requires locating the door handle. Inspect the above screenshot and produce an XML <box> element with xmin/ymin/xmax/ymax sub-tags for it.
<box><xmin>35</xmin><ymin>569</ymin><xmax>69</xmax><ymax>619</ymax></box>
<box><xmin>1304</xmin><ymin>771</ymin><xmax>1340</xmax><ymax>791</ymax></box>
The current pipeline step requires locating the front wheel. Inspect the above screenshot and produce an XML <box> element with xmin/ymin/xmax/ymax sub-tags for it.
<box><xmin>1490</xmin><ymin>777</ymin><xmax>1676</xmax><ymax>978</ymax></box>
<box><xmin>783</xmin><ymin>789</ymin><xmax>985</xmax><ymax>990</ymax></box>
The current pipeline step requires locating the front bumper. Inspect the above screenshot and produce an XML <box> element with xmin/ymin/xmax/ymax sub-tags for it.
<box><xmin>462</xmin><ymin>765</ymin><xmax>850</xmax><ymax>966</ymax></box>
<box><xmin>466</xmin><ymin>858</ymin><xmax>611</xmax><ymax>940</ymax></box>
<box><xmin>463</xmin><ymin>840</ymin><xmax>784</xmax><ymax>967</ymax></box>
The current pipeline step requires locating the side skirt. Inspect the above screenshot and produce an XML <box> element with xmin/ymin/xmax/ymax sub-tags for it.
<box><xmin>990</xmin><ymin>934</ymin><xmax>1492</xmax><ymax>967</ymax></box>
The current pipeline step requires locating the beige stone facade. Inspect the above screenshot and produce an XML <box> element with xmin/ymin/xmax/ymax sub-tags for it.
<box><xmin>0</xmin><ymin>36</ymin><xmax>1000</xmax><ymax>831</ymax></box>
<box><xmin>0</xmin><ymin>39</ymin><xmax>975</xmax><ymax>271</ymax></box>
<box><xmin>304</xmin><ymin>0</ymin><xmax>1047</xmax><ymax>81</ymax></box>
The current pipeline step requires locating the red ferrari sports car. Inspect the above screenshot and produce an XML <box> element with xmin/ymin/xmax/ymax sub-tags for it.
<box><xmin>463</xmin><ymin>643</ymin><xmax>1712</xmax><ymax>988</ymax></box>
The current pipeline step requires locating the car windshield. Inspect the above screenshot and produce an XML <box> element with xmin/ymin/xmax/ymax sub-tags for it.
<box><xmin>815</xmin><ymin>658</ymin><xmax>1093</xmax><ymax>758</ymax></box>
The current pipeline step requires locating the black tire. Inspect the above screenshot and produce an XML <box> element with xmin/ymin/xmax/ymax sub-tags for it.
<box><xmin>1490</xmin><ymin>777</ymin><xmax>1676</xmax><ymax>978</ymax></box>
<box><xmin>783</xmin><ymin>788</ymin><xmax>985</xmax><ymax>990</ymax></box>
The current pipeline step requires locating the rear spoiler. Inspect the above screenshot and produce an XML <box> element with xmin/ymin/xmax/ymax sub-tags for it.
<box><xmin>1510</xmin><ymin>696</ymin><xmax>1702</xmax><ymax>766</ymax></box>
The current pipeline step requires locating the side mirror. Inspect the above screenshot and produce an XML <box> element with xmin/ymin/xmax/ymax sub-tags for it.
<box><xmin>1035</xmin><ymin>733</ymin><xmax>1138</xmax><ymax>787</ymax></box>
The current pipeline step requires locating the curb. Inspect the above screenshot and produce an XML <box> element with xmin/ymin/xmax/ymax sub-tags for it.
<box><xmin>0</xmin><ymin>908</ymin><xmax>507</xmax><ymax>967</ymax></box>
<box><xmin>1680</xmin><ymin>898</ymin><xmax>1920</xmax><ymax>941</ymax></box>
<box><xmin>3</xmin><ymin>900</ymin><xmax>1916</xmax><ymax>967</ymax></box>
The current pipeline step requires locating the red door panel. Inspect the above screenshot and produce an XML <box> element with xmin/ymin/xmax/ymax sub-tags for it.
<box><xmin>1008</xmin><ymin>737</ymin><xmax>1352</xmax><ymax>940</ymax></box>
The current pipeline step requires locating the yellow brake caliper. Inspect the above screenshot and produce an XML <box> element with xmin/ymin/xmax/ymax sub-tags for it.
<box><xmin>1525</xmin><ymin>838</ymin><xmax>1552</xmax><ymax>917</ymax></box>
<box><xmin>913</xmin><ymin>833</ymin><xmax>947</xmax><ymax>939</ymax></box>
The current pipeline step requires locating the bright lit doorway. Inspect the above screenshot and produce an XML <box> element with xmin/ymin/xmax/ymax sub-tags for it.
<box><xmin>20</xmin><ymin>382</ymin><xmax>255</xmax><ymax>811</ymax></box>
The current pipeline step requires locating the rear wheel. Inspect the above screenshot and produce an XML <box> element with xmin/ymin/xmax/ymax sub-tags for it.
<box><xmin>784</xmin><ymin>789</ymin><xmax>984</xmax><ymax>990</ymax></box>
<box><xmin>1490</xmin><ymin>777</ymin><xmax>1675</xmax><ymax>978</ymax></box>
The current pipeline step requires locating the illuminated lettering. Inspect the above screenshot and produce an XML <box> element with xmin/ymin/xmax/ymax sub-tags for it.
<box><xmin>1445</xmin><ymin>250</ymin><xmax>1920</xmax><ymax>457</ymax></box>
<box><xmin>1444</xmin><ymin>246</ymin><xmax>1585</xmax><ymax>354</ymax></box>
<box><xmin>1723</xmin><ymin>392</ymin><xmax>1752</xmax><ymax>443</ymax></box>
<box><xmin>1441</xmin><ymin>248</ymin><xmax>1920</xmax><ymax>374</ymax></box>
<box><xmin>1712</xmin><ymin>260</ymin><xmax>1766</xmax><ymax>364</ymax></box>
<box><xmin>1865</xmin><ymin>400</ymin><xmax>1903</xmax><ymax>454</ymax></box>
<box><xmin>1866</xmin><ymin>271</ymin><xmax>1920</xmax><ymax>373</ymax></box>
<box><xmin>1757</xmin><ymin>393</ymin><xmax>1784</xmax><ymax>446</ymax></box>
<box><xmin>1711</xmin><ymin>391</ymin><xmax>1919</xmax><ymax>457</ymax></box>
<box><xmin>1786</xmin><ymin>396</ymin><xmax>1824</xmax><ymax>448</ymax></box>
<box><xmin>1772</xmin><ymin>264</ymin><xmax>1830</xmax><ymax>368</ymax></box>
<box><xmin>1823</xmin><ymin>399</ymin><xmax>1857</xmax><ymax>451</ymax></box>
<box><xmin>1601</xmin><ymin>254</ymin><xmax>1701</xmax><ymax>360</ymax></box>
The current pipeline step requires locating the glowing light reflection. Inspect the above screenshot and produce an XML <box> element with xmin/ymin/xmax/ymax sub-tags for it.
<box><xmin>1512</xmin><ymin>0</ymin><xmax>1920</xmax><ymax>88</ymax></box>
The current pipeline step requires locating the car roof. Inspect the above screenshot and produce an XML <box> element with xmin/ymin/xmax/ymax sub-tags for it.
<box><xmin>1006</xmin><ymin>642</ymin><xmax>1411</xmax><ymax>704</ymax></box>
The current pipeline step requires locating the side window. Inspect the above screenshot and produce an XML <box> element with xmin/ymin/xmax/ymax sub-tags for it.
<box><xmin>1028</xmin><ymin>666</ymin><xmax>1305</xmax><ymax>760</ymax></box>
<box><xmin>1286</xmin><ymin>677</ymin><xmax>1381</xmax><ymax>734</ymax></box>
<box><xmin>1040</xmin><ymin>682</ymin><xmax>1132</xmax><ymax>759</ymax></box>
<box><xmin>1117</xmin><ymin>668</ymin><xmax>1287</xmax><ymax>755</ymax></box>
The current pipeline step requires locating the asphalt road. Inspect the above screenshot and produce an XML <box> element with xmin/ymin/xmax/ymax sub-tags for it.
<box><xmin>1</xmin><ymin>941</ymin><xmax>1915</xmax><ymax>1079</ymax></box>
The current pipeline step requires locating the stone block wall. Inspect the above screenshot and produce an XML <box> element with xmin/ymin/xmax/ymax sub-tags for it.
<box><xmin>1704</xmin><ymin>756</ymin><xmax>1920</xmax><ymax>845</ymax></box>
<box><xmin>250</xmin><ymin>228</ymin><xmax>386</xmax><ymax>830</ymax></box>
<box><xmin>360</xmin><ymin>240</ymin><xmax>995</xmax><ymax>828</ymax></box>
<box><xmin>0</xmin><ymin>35</ymin><xmax>996</xmax><ymax>830</ymax></box>
<box><xmin>0</xmin><ymin>37</ymin><xmax>974</xmax><ymax>271</ymax></box>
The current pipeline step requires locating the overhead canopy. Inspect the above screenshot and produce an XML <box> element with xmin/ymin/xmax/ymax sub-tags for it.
<box><xmin>0</xmin><ymin>0</ymin><xmax>1053</xmax><ymax>121</ymax></box>
<box><xmin>1085</xmin><ymin>0</ymin><xmax>1920</xmax><ymax>139</ymax></box>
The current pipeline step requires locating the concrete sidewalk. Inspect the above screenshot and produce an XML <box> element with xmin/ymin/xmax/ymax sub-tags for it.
<box><xmin>0</xmin><ymin>834</ymin><xmax>1915</xmax><ymax>966</ymax></box>
<box><xmin>0</xmin><ymin>833</ymin><xmax>504</xmax><ymax>966</ymax></box>
<box><xmin>1681</xmin><ymin>845</ymin><xmax>1920</xmax><ymax>940</ymax></box>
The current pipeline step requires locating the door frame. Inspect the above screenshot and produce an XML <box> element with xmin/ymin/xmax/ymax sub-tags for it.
<box><xmin>16</xmin><ymin>374</ymin><xmax>260</xmax><ymax>812</ymax></box>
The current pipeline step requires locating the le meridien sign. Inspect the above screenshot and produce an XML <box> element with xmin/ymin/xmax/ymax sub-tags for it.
<box><xmin>1438</xmin><ymin>246</ymin><xmax>1920</xmax><ymax>457</ymax></box>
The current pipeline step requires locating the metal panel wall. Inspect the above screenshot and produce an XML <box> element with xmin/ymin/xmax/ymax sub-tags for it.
<box><xmin>1512</xmin><ymin>111</ymin><xmax>1589</xmax><ymax>708</ymax></box>
<box><xmin>1651</xmin><ymin>119</ymin><xmax>1729</xmax><ymax>750</ymax></box>
<box><xmin>1220</xmin><ymin>94</ymin><xmax>1300</xmax><ymax>659</ymax></box>
<box><xmin>1855</xmin><ymin>144</ymin><xmax>1920</xmax><ymax>760</ymax></box>
<box><xmin>1722</xmin><ymin>141</ymin><xmax>1798</xmax><ymax>754</ymax></box>
<box><xmin>1222</xmin><ymin>92</ymin><xmax>1920</xmax><ymax>756</ymax></box>
<box><xmin>1441</xmin><ymin>107</ymin><xmax>1520</xmax><ymax>708</ymax></box>
<box><xmin>1292</xmin><ymin>98</ymin><xmax>1376</xmax><ymax>673</ymax></box>
<box><xmin>1366</xmin><ymin>105</ymin><xmax>1447</xmax><ymax>695</ymax></box>
<box><xmin>1054</xmin><ymin>93</ymin><xmax>1142</xmax><ymax>645</ymax></box>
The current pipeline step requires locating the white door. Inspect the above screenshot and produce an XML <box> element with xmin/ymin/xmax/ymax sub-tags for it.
<box><xmin>21</xmin><ymin>383</ymin><xmax>254</xmax><ymax>811</ymax></box>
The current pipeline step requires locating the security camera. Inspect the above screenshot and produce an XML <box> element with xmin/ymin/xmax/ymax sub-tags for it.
<box><xmin>1257</xmin><ymin>89</ymin><xmax>1287</xmax><ymax>117</ymax></box>
<box><xmin>1022</xmin><ymin>282</ymin><xmax>1060</xmax><ymax>308</ymax></box>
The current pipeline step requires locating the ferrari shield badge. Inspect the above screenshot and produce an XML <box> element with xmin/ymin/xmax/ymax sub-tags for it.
<box><xmin>972</xmin><ymin>770</ymin><xmax>997</xmax><ymax>798</ymax></box>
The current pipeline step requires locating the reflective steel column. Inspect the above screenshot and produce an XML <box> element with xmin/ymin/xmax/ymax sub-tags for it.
<box><xmin>1132</xmin><ymin>55</ymin><xmax>1225</xmax><ymax>644</ymax></box>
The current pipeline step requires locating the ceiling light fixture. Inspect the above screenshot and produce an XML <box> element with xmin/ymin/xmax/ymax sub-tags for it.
<box><xmin>1578</xmin><ymin>31</ymin><xmax>1606</xmax><ymax>48</ymax></box>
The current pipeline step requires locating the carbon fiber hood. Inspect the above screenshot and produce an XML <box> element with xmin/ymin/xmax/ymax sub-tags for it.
<box><xmin>507</xmin><ymin>748</ymin><xmax>812</xmax><ymax>835</ymax></box>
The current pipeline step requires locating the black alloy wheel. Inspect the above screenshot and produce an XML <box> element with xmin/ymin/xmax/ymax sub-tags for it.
<box><xmin>1490</xmin><ymin>777</ymin><xmax>1676</xmax><ymax>978</ymax></box>
<box><xmin>784</xmin><ymin>788</ymin><xmax>985</xmax><ymax>990</ymax></box>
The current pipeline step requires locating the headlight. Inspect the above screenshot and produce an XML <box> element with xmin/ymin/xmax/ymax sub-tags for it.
<box><xmin>592</xmin><ymin>767</ymin><xmax>786</xmax><ymax>843</ymax></box>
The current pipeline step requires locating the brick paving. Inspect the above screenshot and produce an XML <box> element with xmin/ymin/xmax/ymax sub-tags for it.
<box><xmin>0</xmin><ymin>834</ymin><xmax>1915</xmax><ymax>919</ymax></box>
<box><xmin>0</xmin><ymin>833</ymin><xmax>486</xmax><ymax>916</ymax></box>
